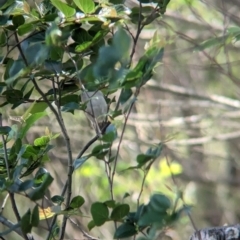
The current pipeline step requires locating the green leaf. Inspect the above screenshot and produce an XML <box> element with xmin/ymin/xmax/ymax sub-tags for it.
<box><xmin>19</xmin><ymin>112</ymin><xmax>48</xmax><ymax>139</ymax></box>
<box><xmin>24</xmin><ymin>101</ymin><xmax>48</xmax><ymax>115</ymax></box>
<box><xmin>91</xmin><ymin>143</ymin><xmax>110</xmax><ymax>159</ymax></box>
<box><xmin>0</xmin><ymin>30</ymin><xmax>7</xmax><ymax>46</ymax></box>
<box><xmin>21</xmin><ymin>209</ymin><xmax>32</xmax><ymax>234</ymax></box>
<box><xmin>18</xmin><ymin>23</ymin><xmax>35</xmax><ymax>36</ymax></box>
<box><xmin>61</xmin><ymin>102</ymin><xmax>80</xmax><ymax>113</ymax></box>
<box><xmin>112</xmin><ymin>27</ymin><xmax>131</xmax><ymax>61</ymax></box>
<box><xmin>123</xmin><ymin>192</ymin><xmax>130</xmax><ymax>199</ymax></box>
<box><xmin>110</xmin><ymin>204</ymin><xmax>130</xmax><ymax>221</ymax></box>
<box><xmin>31</xmin><ymin>205</ymin><xmax>39</xmax><ymax>227</ymax></box>
<box><xmin>114</xmin><ymin>222</ymin><xmax>137</xmax><ymax>239</ymax></box>
<box><xmin>0</xmin><ymin>126</ymin><xmax>11</xmax><ymax>135</ymax></box>
<box><xmin>91</xmin><ymin>202</ymin><xmax>109</xmax><ymax>226</ymax></box>
<box><xmin>137</xmin><ymin>194</ymin><xmax>171</xmax><ymax>227</ymax></box>
<box><xmin>45</xmin><ymin>23</ymin><xmax>62</xmax><ymax>46</ymax></box>
<box><xmin>119</xmin><ymin>89</ymin><xmax>132</xmax><ymax>105</ymax></box>
<box><xmin>73</xmin><ymin>0</ymin><xmax>95</xmax><ymax>14</ymax></box>
<box><xmin>100</xmin><ymin>124</ymin><xmax>117</xmax><ymax>143</ymax></box>
<box><xmin>149</xmin><ymin>193</ymin><xmax>171</xmax><ymax>212</ymax></box>
<box><xmin>51</xmin><ymin>195</ymin><xmax>65</xmax><ymax>204</ymax></box>
<box><xmin>3</xmin><ymin>89</ymin><xmax>23</xmax><ymax>104</ymax></box>
<box><xmin>195</xmin><ymin>36</ymin><xmax>225</xmax><ymax>51</ymax></box>
<box><xmin>34</xmin><ymin>136</ymin><xmax>50</xmax><ymax>147</ymax></box>
<box><xmin>137</xmin><ymin>154</ymin><xmax>154</xmax><ymax>166</ymax></box>
<box><xmin>24</xmin><ymin>43</ymin><xmax>49</xmax><ymax>66</ymax></box>
<box><xmin>104</xmin><ymin>200</ymin><xmax>116</xmax><ymax>208</ymax></box>
<box><xmin>87</xmin><ymin>220</ymin><xmax>95</xmax><ymax>230</ymax></box>
<box><xmin>73</xmin><ymin>156</ymin><xmax>89</xmax><ymax>170</ymax></box>
<box><xmin>29</xmin><ymin>173</ymin><xmax>54</xmax><ymax>201</ymax></box>
<box><xmin>12</xmin><ymin>15</ymin><xmax>25</xmax><ymax>27</ymax></box>
<box><xmin>70</xmin><ymin>196</ymin><xmax>85</xmax><ymax>208</ymax></box>
<box><xmin>19</xmin><ymin>179</ymin><xmax>34</xmax><ymax>191</ymax></box>
<box><xmin>60</xmin><ymin>94</ymin><xmax>79</xmax><ymax>106</ymax></box>
<box><xmin>34</xmin><ymin>168</ymin><xmax>48</xmax><ymax>186</ymax></box>
<box><xmin>51</xmin><ymin>0</ymin><xmax>76</xmax><ymax>18</ymax></box>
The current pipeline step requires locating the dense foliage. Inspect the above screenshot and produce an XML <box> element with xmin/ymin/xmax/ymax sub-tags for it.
<box><xmin>0</xmin><ymin>0</ymin><xmax>189</xmax><ymax>239</ymax></box>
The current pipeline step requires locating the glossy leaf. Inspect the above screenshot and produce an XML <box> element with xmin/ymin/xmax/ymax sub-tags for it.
<box><xmin>0</xmin><ymin>126</ymin><xmax>11</xmax><ymax>135</ymax></box>
<box><xmin>70</xmin><ymin>195</ymin><xmax>85</xmax><ymax>209</ymax></box>
<box><xmin>51</xmin><ymin>195</ymin><xmax>65</xmax><ymax>204</ymax></box>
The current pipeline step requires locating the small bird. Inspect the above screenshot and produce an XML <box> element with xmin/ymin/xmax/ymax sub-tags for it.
<box><xmin>81</xmin><ymin>90</ymin><xmax>108</xmax><ymax>134</ymax></box>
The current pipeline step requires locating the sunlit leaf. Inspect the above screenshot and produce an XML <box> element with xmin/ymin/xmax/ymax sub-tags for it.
<box><xmin>73</xmin><ymin>0</ymin><xmax>95</xmax><ymax>14</ymax></box>
<box><xmin>50</xmin><ymin>0</ymin><xmax>76</xmax><ymax>18</ymax></box>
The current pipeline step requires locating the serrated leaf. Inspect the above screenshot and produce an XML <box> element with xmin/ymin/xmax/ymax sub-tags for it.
<box><xmin>91</xmin><ymin>202</ymin><xmax>109</xmax><ymax>226</ymax></box>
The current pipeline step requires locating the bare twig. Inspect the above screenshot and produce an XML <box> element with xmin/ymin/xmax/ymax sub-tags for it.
<box><xmin>0</xmin><ymin>215</ymin><xmax>24</xmax><ymax>238</ymax></box>
<box><xmin>147</xmin><ymin>81</ymin><xmax>240</xmax><ymax>109</ymax></box>
<box><xmin>68</xmin><ymin>218</ymin><xmax>99</xmax><ymax>240</ymax></box>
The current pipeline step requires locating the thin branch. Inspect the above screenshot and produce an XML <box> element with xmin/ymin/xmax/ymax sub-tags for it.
<box><xmin>0</xmin><ymin>193</ymin><xmax>9</xmax><ymax>214</ymax></box>
<box><xmin>1</xmin><ymin>30</ymin><xmax>45</xmax><ymax>64</ymax></box>
<box><xmin>165</xmin><ymin>152</ymin><xmax>199</xmax><ymax>233</ymax></box>
<box><xmin>147</xmin><ymin>81</ymin><xmax>240</xmax><ymax>109</ymax></box>
<box><xmin>68</xmin><ymin>218</ymin><xmax>99</xmax><ymax>240</ymax></box>
<box><xmin>0</xmin><ymin>215</ymin><xmax>24</xmax><ymax>238</ymax></box>
<box><xmin>13</xmin><ymin>30</ymin><xmax>73</xmax><ymax>239</ymax></box>
<box><xmin>47</xmin><ymin>122</ymin><xmax>110</xmax><ymax>239</ymax></box>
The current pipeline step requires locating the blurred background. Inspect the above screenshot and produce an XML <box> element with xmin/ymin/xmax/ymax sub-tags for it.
<box><xmin>2</xmin><ymin>0</ymin><xmax>240</xmax><ymax>239</ymax></box>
